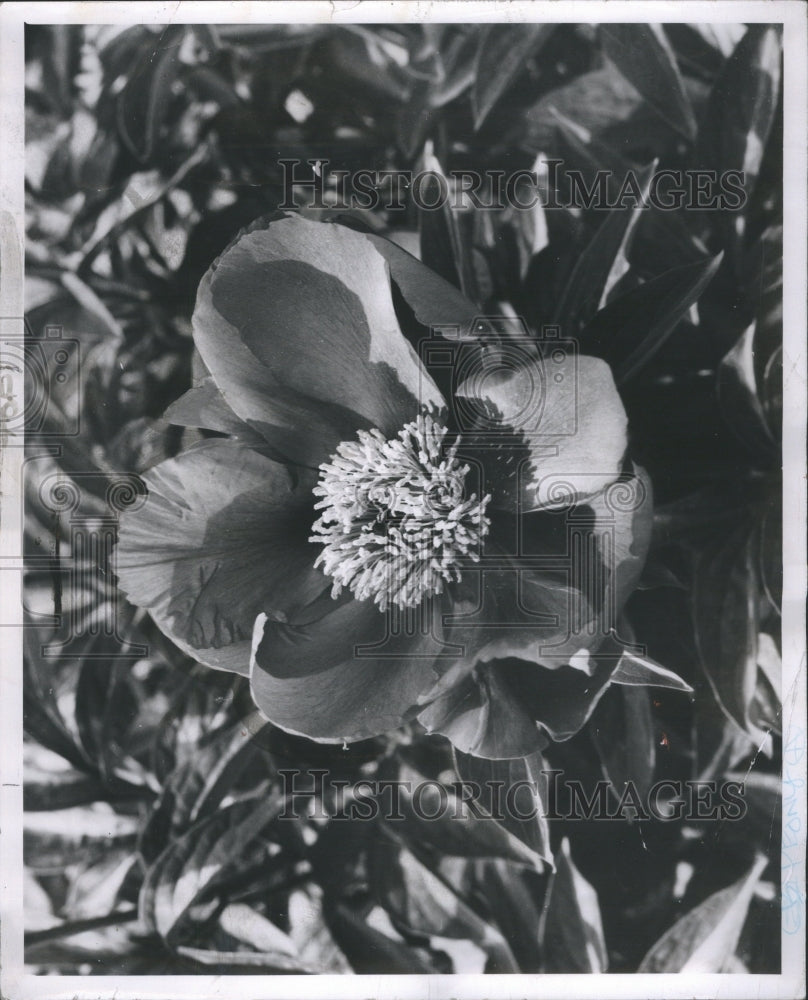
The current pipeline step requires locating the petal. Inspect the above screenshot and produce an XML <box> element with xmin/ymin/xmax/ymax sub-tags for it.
<box><xmin>495</xmin><ymin>655</ymin><xmax>617</xmax><ymax>741</ymax></box>
<box><xmin>421</xmin><ymin>653</ymin><xmax>618</xmax><ymax>755</ymax></box>
<box><xmin>457</xmin><ymin>354</ymin><xmax>628</xmax><ymax>511</ymax></box>
<box><xmin>364</xmin><ymin>233</ymin><xmax>480</xmax><ymax>330</ymax></box>
<box><xmin>163</xmin><ymin>377</ymin><xmax>267</xmax><ymax>447</ymax></box>
<box><xmin>447</xmin><ymin>465</ymin><xmax>653</xmax><ymax>668</ymax></box>
<box><xmin>250</xmin><ymin>596</ymin><xmax>446</xmax><ymax>742</ymax></box>
<box><xmin>193</xmin><ymin>216</ymin><xmax>444</xmax><ymax>468</ymax></box>
<box><xmin>116</xmin><ymin>440</ymin><xmax>326</xmax><ymax>673</ymax></box>
<box><xmin>418</xmin><ymin>661</ymin><xmax>547</xmax><ymax>759</ymax></box>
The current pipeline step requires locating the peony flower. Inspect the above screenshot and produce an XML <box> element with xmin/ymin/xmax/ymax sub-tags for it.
<box><xmin>116</xmin><ymin>213</ymin><xmax>660</xmax><ymax>759</ymax></box>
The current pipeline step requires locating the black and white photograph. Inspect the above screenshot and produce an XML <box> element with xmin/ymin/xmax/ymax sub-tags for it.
<box><xmin>0</xmin><ymin>2</ymin><xmax>805</xmax><ymax>997</ymax></box>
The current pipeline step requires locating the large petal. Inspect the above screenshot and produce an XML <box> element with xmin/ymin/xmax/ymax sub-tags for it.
<box><xmin>116</xmin><ymin>440</ymin><xmax>326</xmax><ymax>674</ymax></box>
<box><xmin>193</xmin><ymin>216</ymin><xmax>444</xmax><ymax>468</ymax></box>
<box><xmin>163</xmin><ymin>377</ymin><xmax>267</xmax><ymax>448</ymax></box>
<box><xmin>457</xmin><ymin>354</ymin><xmax>628</xmax><ymax>511</ymax></box>
<box><xmin>251</xmin><ymin>595</ymin><xmax>449</xmax><ymax>742</ymax></box>
<box><xmin>418</xmin><ymin>660</ymin><xmax>547</xmax><ymax>759</ymax></box>
<box><xmin>364</xmin><ymin>233</ymin><xmax>480</xmax><ymax>331</ymax></box>
<box><xmin>420</xmin><ymin>650</ymin><xmax>619</xmax><ymax>758</ymax></box>
<box><xmin>443</xmin><ymin>466</ymin><xmax>651</xmax><ymax>669</ymax></box>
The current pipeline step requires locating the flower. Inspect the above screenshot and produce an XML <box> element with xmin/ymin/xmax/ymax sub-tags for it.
<box><xmin>116</xmin><ymin>213</ymin><xmax>657</xmax><ymax>758</ymax></box>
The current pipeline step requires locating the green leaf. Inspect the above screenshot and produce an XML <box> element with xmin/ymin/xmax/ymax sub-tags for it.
<box><xmin>139</xmin><ymin>795</ymin><xmax>284</xmax><ymax>945</ymax></box>
<box><xmin>453</xmin><ymin>751</ymin><xmax>553</xmax><ymax>869</ymax></box>
<box><xmin>472</xmin><ymin>24</ymin><xmax>555</xmax><ymax>130</ymax></box>
<box><xmin>175</xmin><ymin>944</ymin><xmax>320</xmax><ymax>974</ymax></box>
<box><xmin>140</xmin><ymin>714</ymin><xmax>266</xmax><ymax>864</ymax></box>
<box><xmin>697</xmin><ymin>26</ymin><xmax>781</xmax><ymax>206</ymax></box>
<box><xmin>74</xmin><ymin>660</ymin><xmax>139</xmax><ymax>783</ymax></box>
<box><xmin>581</xmin><ymin>254</ymin><xmax>723</xmax><ymax>384</ymax></box>
<box><xmin>539</xmin><ymin>838</ymin><xmax>608</xmax><ymax>972</ymax></box>
<box><xmin>601</xmin><ymin>24</ymin><xmax>697</xmax><ymax>140</ymax></box>
<box><xmin>116</xmin><ymin>25</ymin><xmax>186</xmax><ymax>162</ymax></box>
<box><xmin>717</xmin><ymin>322</ymin><xmax>778</xmax><ymax>458</ymax></box>
<box><xmin>418</xmin><ymin>147</ymin><xmax>479</xmax><ymax>303</ymax></box>
<box><xmin>692</xmin><ymin>521</ymin><xmax>762</xmax><ymax>740</ymax></box>
<box><xmin>638</xmin><ymin>855</ymin><xmax>768</xmax><ymax>972</ymax></box>
<box><xmin>384</xmin><ymin>767</ymin><xmax>545</xmax><ymax>869</ymax></box>
<box><xmin>610</xmin><ymin>650</ymin><xmax>693</xmax><ymax>692</ymax></box>
<box><xmin>521</xmin><ymin>64</ymin><xmax>642</xmax><ymax>153</ymax></box>
<box><xmin>325</xmin><ymin>902</ymin><xmax>437</xmax><ymax>973</ymax></box>
<box><xmin>372</xmin><ymin>832</ymin><xmax>520</xmax><ymax>972</ymax></box>
<box><xmin>590</xmin><ymin>684</ymin><xmax>656</xmax><ymax>800</ymax></box>
<box><xmin>553</xmin><ymin>160</ymin><xmax>657</xmax><ymax>335</ymax></box>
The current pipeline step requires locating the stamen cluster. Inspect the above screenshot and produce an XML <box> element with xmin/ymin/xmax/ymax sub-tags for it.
<box><xmin>310</xmin><ymin>413</ymin><xmax>490</xmax><ymax>611</ymax></box>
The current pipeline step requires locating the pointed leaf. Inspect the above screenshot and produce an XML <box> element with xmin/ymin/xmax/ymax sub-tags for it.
<box><xmin>387</xmin><ymin>768</ymin><xmax>545</xmax><ymax>869</ymax></box>
<box><xmin>453</xmin><ymin>751</ymin><xmax>553</xmax><ymax>869</ymax></box>
<box><xmin>553</xmin><ymin>160</ymin><xmax>657</xmax><ymax>334</ymax></box>
<box><xmin>581</xmin><ymin>254</ymin><xmax>722</xmax><ymax>384</ymax></box>
<box><xmin>139</xmin><ymin>795</ymin><xmax>284</xmax><ymax>945</ymax></box>
<box><xmin>473</xmin><ymin>24</ymin><xmax>556</xmax><ymax>130</ymax></box>
<box><xmin>590</xmin><ymin>683</ymin><xmax>656</xmax><ymax>799</ymax></box>
<box><xmin>692</xmin><ymin>521</ymin><xmax>761</xmax><ymax>739</ymax></box>
<box><xmin>610</xmin><ymin>650</ymin><xmax>693</xmax><ymax>692</ymax></box>
<box><xmin>697</xmin><ymin>26</ymin><xmax>781</xmax><ymax>204</ymax></box>
<box><xmin>373</xmin><ymin>833</ymin><xmax>520</xmax><ymax>972</ymax></box>
<box><xmin>717</xmin><ymin>323</ymin><xmax>778</xmax><ymax>458</ymax></box>
<box><xmin>638</xmin><ymin>855</ymin><xmax>768</xmax><ymax>972</ymax></box>
<box><xmin>140</xmin><ymin>714</ymin><xmax>266</xmax><ymax>864</ymax></box>
<box><xmin>418</xmin><ymin>147</ymin><xmax>479</xmax><ymax>302</ymax></box>
<box><xmin>602</xmin><ymin>24</ymin><xmax>697</xmax><ymax>140</ymax></box>
<box><xmin>116</xmin><ymin>25</ymin><xmax>185</xmax><ymax>162</ymax></box>
<box><xmin>176</xmin><ymin>945</ymin><xmax>320</xmax><ymax>974</ymax></box>
<box><xmin>540</xmin><ymin>838</ymin><xmax>608</xmax><ymax>972</ymax></box>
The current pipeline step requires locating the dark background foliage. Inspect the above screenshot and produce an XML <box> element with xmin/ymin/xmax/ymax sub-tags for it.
<box><xmin>23</xmin><ymin>21</ymin><xmax>782</xmax><ymax>975</ymax></box>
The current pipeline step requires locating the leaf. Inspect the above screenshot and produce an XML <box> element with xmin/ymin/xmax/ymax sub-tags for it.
<box><xmin>139</xmin><ymin>795</ymin><xmax>284</xmax><ymax>945</ymax></box>
<box><xmin>717</xmin><ymin>323</ymin><xmax>778</xmax><ymax>458</ymax></box>
<box><xmin>590</xmin><ymin>683</ymin><xmax>656</xmax><ymax>799</ymax></box>
<box><xmin>697</xmin><ymin>26</ymin><xmax>781</xmax><ymax>206</ymax></box>
<box><xmin>175</xmin><ymin>945</ymin><xmax>319</xmax><ymax>974</ymax></box>
<box><xmin>218</xmin><ymin>902</ymin><xmax>297</xmax><ymax>956</ymax></box>
<box><xmin>610</xmin><ymin>650</ymin><xmax>693</xmax><ymax>692</ymax></box>
<box><xmin>373</xmin><ymin>833</ymin><xmax>520</xmax><ymax>972</ymax></box>
<box><xmin>539</xmin><ymin>838</ymin><xmax>608</xmax><ymax>972</ymax></box>
<box><xmin>521</xmin><ymin>64</ymin><xmax>643</xmax><ymax>154</ymax></box>
<box><xmin>581</xmin><ymin>253</ymin><xmax>723</xmax><ymax>384</ymax></box>
<box><xmin>553</xmin><ymin>160</ymin><xmax>657</xmax><ymax>334</ymax></box>
<box><xmin>140</xmin><ymin>714</ymin><xmax>266</xmax><ymax>864</ymax></box>
<box><xmin>472</xmin><ymin>24</ymin><xmax>555</xmax><ymax>129</ymax></box>
<box><xmin>418</xmin><ymin>147</ymin><xmax>479</xmax><ymax>302</ymax></box>
<box><xmin>692</xmin><ymin>521</ymin><xmax>762</xmax><ymax>740</ymax></box>
<box><xmin>324</xmin><ymin>902</ymin><xmax>437</xmax><ymax>973</ymax></box>
<box><xmin>385</xmin><ymin>767</ymin><xmax>545</xmax><ymax>869</ymax></box>
<box><xmin>64</xmin><ymin>851</ymin><xmax>137</xmax><ymax>920</ymax></box>
<box><xmin>116</xmin><ymin>25</ymin><xmax>186</xmax><ymax>162</ymax></box>
<box><xmin>453</xmin><ymin>751</ymin><xmax>553</xmax><ymax>869</ymax></box>
<box><xmin>638</xmin><ymin>855</ymin><xmax>768</xmax><ymax>972</ymax></box>
<box><xmin>74</xmin><ymin>660</ymin><xmax>139</xmax><ymax>783</ymax></box>
<box><xmin>288</xmin><ymin>886</ymin><xmax>352</xmax><ymax>973</ymax></box>
<box><xmin>601</xmin><ymin>24</ymin><xmax>697</xmax><ymax>140</ymax></box>
<box><xmin>473</xmin><ymin>859</ymin><xmax>547</xmax><ymax>972</ymax></box>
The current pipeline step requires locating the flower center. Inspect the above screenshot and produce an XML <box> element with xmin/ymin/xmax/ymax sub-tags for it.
<box><xmin>310</xmin><ymin>413</ymin><xmax>490</xmax><ymax>611</ymax></box>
